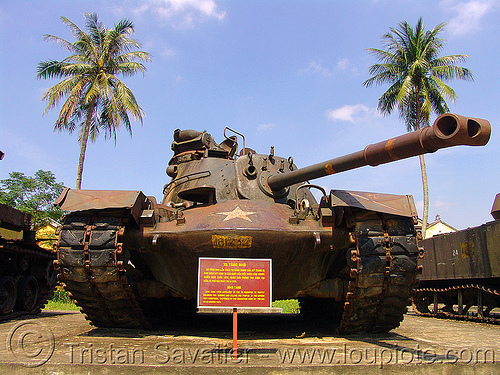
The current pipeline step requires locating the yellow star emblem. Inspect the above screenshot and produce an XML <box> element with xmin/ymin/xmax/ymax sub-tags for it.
<box><xmin>216</xmin><ymin>206</ymin><xmax>257</xmax><ymax>222</ymax></box>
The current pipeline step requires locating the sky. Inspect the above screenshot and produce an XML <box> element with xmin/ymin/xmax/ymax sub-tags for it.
<box><xmin>1</xmin><ymin>0</ymin><xmax>499</xmax><ymax>230</ymax></box>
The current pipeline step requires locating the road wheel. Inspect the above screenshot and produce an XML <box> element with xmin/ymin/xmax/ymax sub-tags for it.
<box><xmin>17</xmin><ymin>276</ymin><xmax>39</xmax><ymax>312</ymax></box>
<box><xmin>0</xmin><ymin>276</ymin><xmax>17</xmax><ymax>315</ymax></box>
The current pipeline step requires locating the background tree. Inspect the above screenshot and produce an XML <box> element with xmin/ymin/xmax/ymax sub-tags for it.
<box><xmin>363</xmin><ymin>18</ymin><xmax>473</xmax><ymax>238</ymax></box>
<box><xmin>0</xmin><ymin>170</ymin><xmax>65</xmax><ymax>229</ymax></box>
<box><xmin>37</xmin><ymin>13</ymin><xmax>151</xmax><ymax>189</ymax></box>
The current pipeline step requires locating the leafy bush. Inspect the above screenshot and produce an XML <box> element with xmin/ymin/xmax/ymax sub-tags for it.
<box><xmin>44</xmin><ymin>285</ymin><xmax>79</xmax><ymax>310</ymax></box>
<box><xmin>50</xmin><ymin>286</ymin><xmax>73</xmax><ymax>303</ymax></box>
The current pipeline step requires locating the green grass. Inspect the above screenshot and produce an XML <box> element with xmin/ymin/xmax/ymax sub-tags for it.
<box><xmin>44</xmin><ymin>286</ymin><xmax>301</xmax><ymax>314</ymax></box>
<box><xmin>44</xmin><ymin>300</ymin><xmax>80</xmax><ymax>311</ymax></box>
<box><xmin>272</xmin><ymin>299</ymin><xmax>300</xmax><ymax>314</ymax></box>
<box><xmin>43</xmin><ymin>286</ymin><xmax>79</xmax><ymax>311</ymax></box>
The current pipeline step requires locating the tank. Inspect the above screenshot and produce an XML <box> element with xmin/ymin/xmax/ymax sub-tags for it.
<box><xmin>412</xmin><ymin>194</ymin><xmax>500</xmax><ymax>323</ymax></box>
<box><xmin>53</xmin><ymin>113</ymin><xmax>491</xmax><ymax>333</ymax></box>
<box><xmin>0</xmin><ymin>203</ymin><xmax>57</xmax><ymax>319</ymax></box>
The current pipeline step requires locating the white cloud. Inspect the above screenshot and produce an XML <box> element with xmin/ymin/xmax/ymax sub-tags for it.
<box><xmin>160</xmin><ymin>47</ymin><xmax>176</xmax><ymax>58</ymax></box>
<box><xmin>130</xmin><ymin>0</ymin><xmax>226</xmax><ymax>29</ymax></box>
<box><xmin>336</xmin><ymin>58</ymin><xmax>350</xmax><ymax>70</ymax></box>
<box><xmin>325</xmin><ymin>104</ymin><xmax>377</xmax><ymax>123</ymax></box>
<box><xmin>442</xmin><ymin>0</ymin><xmax>498</xmax><ymax>35</ymax></box>
<box><xmin>305</xmin><ymin>60</ymin><xmax>334</xmax><ymax>77</ymax></box>
<box><xmin>304</xmin><ymin>58</ymin><xmax>355</xmax><ymax>77</ymax></box>
<box><xmin>257</xmin><ymin>123</ymin><xmax>276</xmax><ymax>134</ymax></box>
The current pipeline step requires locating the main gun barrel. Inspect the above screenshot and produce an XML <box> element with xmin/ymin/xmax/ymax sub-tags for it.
<box><xmin>268</xmin><ymin>113</ymin><xmax>491</xmax><ymax>191</ymax></box>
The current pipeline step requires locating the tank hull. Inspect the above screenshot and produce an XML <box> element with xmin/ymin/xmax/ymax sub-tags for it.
<box><xmin>0</xmin><ymin>204</ymin><xmax>56</xmax><ymax>319</ymax></box>
<box><xmin>55</xmin><ymin>189</ymin><xmax>420</xmax><ymax>332</ymax></box>
<box><xmin>413</xmin><ymin>219</ymin><xmax>500</xmax><ymax>322</ymax></box>
<box><xmin>420</xmin><ymin>220</ymin><xmax>500</xmax><ymax>283</ymax></box>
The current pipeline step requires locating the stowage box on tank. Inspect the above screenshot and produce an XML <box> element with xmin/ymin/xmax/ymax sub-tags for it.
<box><xmin>54</xmin><ymin>113</ymin><xmax>490</xmax><ymax>333</ymax></box>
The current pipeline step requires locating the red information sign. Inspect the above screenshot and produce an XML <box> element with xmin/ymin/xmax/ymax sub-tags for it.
<box><xmin>197</xmin><ymin>257</ymin><xmax>272</xmax><ymax>308</ymax></box>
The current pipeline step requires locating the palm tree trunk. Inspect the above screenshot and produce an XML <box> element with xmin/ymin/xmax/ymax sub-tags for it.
<box><xmin>75</xmin><ymin>100</ymin><xmax>95</xmax><ymax>190</ymax></box>
<box><xmin>419</xmin><ymin>154</ymin><xmax>429</xmax><ymax>238</ymax></box>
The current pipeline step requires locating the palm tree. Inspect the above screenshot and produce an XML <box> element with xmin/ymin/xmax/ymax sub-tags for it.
<box><xmin>37</xmin><ymin>13</ymin><xmax>151</xmax><ymax>189</ymax></box>
<box><xmin>363</xmin><ymin>18</ymin><xmax>473</xmax><ymax>238</ymax></box>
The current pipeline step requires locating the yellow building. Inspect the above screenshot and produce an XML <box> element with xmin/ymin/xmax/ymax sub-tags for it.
<box><xmin>416</xmin><ymin>214</ymin><xmax>458</xmax><ymax>239</ymax></box>
<box><xmin>36</xmin><ymin>218</ymin><xmax>61</xmax><ymax>250</ymax></box>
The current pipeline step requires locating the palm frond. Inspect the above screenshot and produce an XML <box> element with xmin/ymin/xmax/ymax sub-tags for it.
<box><xmin>60</xmin><ymin>16</ymin><xmax>85</xmax><ymax>40</ymax></box>
<box><xmin>37</xmin><ymin>60</ymin><xmax>69</xmax><ymax>79</ymax></box>
<box><xmin>42</xmin><ymin>34</ymin><xmax>76</xmax><ymax>52</ymax></box>
<box><xmin>432</xmin><ymin>63</ymin><xmax>474</xmax><ymax>81</ymax></box>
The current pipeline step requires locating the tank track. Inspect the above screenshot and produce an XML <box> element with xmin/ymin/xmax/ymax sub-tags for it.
<box><xmin>338</xmin><ymin>212</ymin><xmax>422</xmax><ymax>333</ymax></box>
<box><xmin>413</xmin><ymin>285</ymin><xmax>500</xmax><ymax>324</ymax></box>
<box><xmin>0</xmin><ymin>241</ymin><xmax>56</xmax><ymax>321</ymax></box>
<box><xmin>54</xmin><ymin>214</ymin><xmax>151</xmax><ymax>328</ymax></box>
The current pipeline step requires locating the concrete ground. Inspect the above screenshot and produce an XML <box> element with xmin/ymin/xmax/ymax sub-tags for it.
<box><xmin>1</xmin><ymin>309</ymin><xmax>499</xmax><ymax>374</ymax></box>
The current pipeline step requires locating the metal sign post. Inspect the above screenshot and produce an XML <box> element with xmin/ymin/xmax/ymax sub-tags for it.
<box><xmin>197</xmin><ymin>257</ymin><xmax>272</xmax><ymax>358</ymax></box>
<box><xmin>232</xmin><ymin>307</ymin><xmax>237</xmax><ymax>359</ymax></box>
